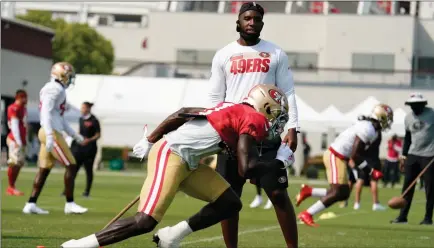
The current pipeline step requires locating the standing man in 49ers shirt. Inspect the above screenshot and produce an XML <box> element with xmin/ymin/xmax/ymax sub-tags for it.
<box><xmin>208</xmin><ymin>2</ymin><xmax>299</xmax><ymax>247</ymax></box>
<box><xmin>23</xmin><ymin>62</ymin><xmax>88</xmax><ymax>215</ymax></box>
<box><xmin>6</xmin><ymin>90</ymin><xmax>28</xmax><ymax>196</ymax></box>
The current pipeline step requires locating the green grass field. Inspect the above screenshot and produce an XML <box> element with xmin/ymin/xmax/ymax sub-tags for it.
<box><xmin>2</xmin><ymin>169</ymin><xmax>434</xmax><ymax>248</ymax></box>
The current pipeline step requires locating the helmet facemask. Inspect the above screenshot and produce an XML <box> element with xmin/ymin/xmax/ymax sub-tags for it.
<box><xmin>266</xmin><ymin>105</ymin><xmax>289</xmax><ymax>140</ymax></box>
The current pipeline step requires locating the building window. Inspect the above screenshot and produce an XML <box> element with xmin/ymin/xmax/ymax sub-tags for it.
<box><xmin>183</xmin><ymin>1</ymin><xmax>219</xmax><ymax>12</ymax></box>
<box><xmin>114</xmin><ymin>14</ymin><xmax>142</xmax><ymax>23</ymax></box>
<box><xmin>352</xmin><ymin>53</ymin><xmax>395</xmax><ymax>71</ymax></box>
<box><xmin>286</xmin><ymin>52</ymin><xmax>318</xmax><ymax>69</ymax></box>
<box><xmin>416</xmin><ymin>56</ymin><xmax>434</xmax><ymax>72</ymax></box>
<box><xmin>177</xmin><ymin>50</ymin><xmax>197</xmax><ymax>64</ymax></box>
<box><xmin>225</xmin><ymin>1</ymin><xmax>287</xmax><ymax>13</ymax></box>
<box><xmin>176</xmin><ymin>50</ymin><xmax>215</xmax><ymax>65</ymax></box>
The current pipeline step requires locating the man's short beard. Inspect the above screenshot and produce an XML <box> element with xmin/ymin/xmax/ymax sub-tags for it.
<box><xmin>240</xmin><ymin>31</ymin><xmax>260</xmax><ymax>42</ymax></box>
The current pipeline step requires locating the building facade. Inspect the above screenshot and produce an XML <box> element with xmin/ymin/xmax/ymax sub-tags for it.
<box><xmin>6</xmin><ymin>1</ymin><xmax>434</xmax><ymax>87</ymax></box>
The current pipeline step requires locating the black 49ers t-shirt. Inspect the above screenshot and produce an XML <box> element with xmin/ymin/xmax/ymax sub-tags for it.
<box><xmin>72</xmin><ymin>114</ymin><xmax>100</xmax><ymax>153</ymax></box>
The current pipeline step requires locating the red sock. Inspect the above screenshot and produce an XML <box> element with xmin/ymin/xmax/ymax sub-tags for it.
<box><xmin>8</xmin><ymin>167</ymin><xmax>14</xmax><ymax>188</ymax></box>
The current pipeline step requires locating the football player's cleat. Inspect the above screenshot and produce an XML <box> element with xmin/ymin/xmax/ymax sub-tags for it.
<box><xmin>22</xmin><ymin>203</ymin><xmax>49</xmax><ymax>214</ymax></box>
<box><xmin>264</xmin><ymin>199</ymin><xmax>273</xmax><ymax>210</ymax></box>
<box><xmin>64</xmin><ymin>202</ymin><xmax>88</xmax><ymax>214</ymax></box>
<box><xmin>6</xmin><ymin>186</ymin><xmax>24</xmax><ymax>196</ymax></box>
<box><xmin>153</xmin><ymin>227</ymin><xmax>181</xmax><ymax>248</ymax></box>
<box><xmin>298</xmin><ymin>211</ymin><xmax>318</xmax><ymax>227</ymax></box>
<box><xmin>372</xmin><ymin>203</ymin><xmax>386</xmax><ymax>211</ymax></box>
<box><xmin>295</xmin><ymin>184</ymin><xmax>312</xmax><ymax>207</ymax></box>
<box><xmin>249</xmin><ymin>195</ymin><xmax>263</xmax><ymax>208</ymax></box>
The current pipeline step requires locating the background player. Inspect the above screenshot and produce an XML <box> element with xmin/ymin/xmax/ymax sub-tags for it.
<box><xmin>296</xmin><ymin>104</ymin><xmax>392</xmax><ymax>226</ymax></box>
<box><xmin>352</xmin><ymin>129</ymin><xmax>386</xmax><ymax>211</ymax></box>
<box><xmin>382</xmin><ymin>134</ymin><xmax>402</xmax><ymax>188</ymax></box>
<box><xmin>6</xmin><ymin>90</ymin><xmax>28</xmax><ymax>196</ymax></box>
<box><xmin>207</xmin><ymin>2</ymin><xmax>298</xmax><ymax>247</ymax></box>
<box><xmin>23</xmin><ymin>62</ymin><xmax>87</xmax><ymax>215</ymax></box>
<box><xmin>62</xmin><ymin>101</ymin><xmax>101</xmax><ymax>198</ymax></box>
<box><xmin>61</xmin><ymin>85</ymin><xmax>296</xmax><ymax>248</ymax></box>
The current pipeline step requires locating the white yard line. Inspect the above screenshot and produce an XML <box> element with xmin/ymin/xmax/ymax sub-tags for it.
<box><xmin>182</xmin><ymin>210</ymin><xmax>368</xmax><ymax>246</ymax></box>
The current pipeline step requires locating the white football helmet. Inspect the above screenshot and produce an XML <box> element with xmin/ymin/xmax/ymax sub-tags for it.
<box><xmin>243</xmin><ymin>84</ymin><xmax>289</xmax><ymax>139</ymax></box>
<box><xmin>51</xmin><ymin>62</ymin><xmax>76</xmax><ymax>88</ymax></box>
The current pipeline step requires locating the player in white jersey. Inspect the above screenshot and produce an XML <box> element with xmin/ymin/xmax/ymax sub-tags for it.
<box><xmin>206</xmin><ymin>2</ymin><xmax>298</xmax><ymax>247</ymax></box>
<box><xmin>296</xmin><ymin>104</ymin><xmax>393</xmax><ymax>227</ymax></box>
<box><xmin>23</xmin><ymin>62</ymin><xmax>88</xmax><ymax>215</ymax></box>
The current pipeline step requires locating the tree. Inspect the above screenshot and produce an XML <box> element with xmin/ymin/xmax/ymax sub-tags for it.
<box><xmin>17</xmin><ymin>11</ymin><xmax>114</xmax><ymax>75</ymax></box>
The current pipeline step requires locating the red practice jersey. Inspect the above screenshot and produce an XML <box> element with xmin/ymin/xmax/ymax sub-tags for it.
<box><xmin>7</xmin><ymin>103</ymin><xmax>27</xmax><ymax>145</ymax></box>
<box><xmin>202</xmin><ymin>102</ymin><xmax>269</xmax><ymax>150</ymax></box>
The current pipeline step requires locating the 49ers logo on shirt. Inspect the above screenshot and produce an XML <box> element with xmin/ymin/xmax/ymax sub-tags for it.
<box><xmin>269</xmin><ymin>89</ymin><xmax>283</xmax><ymax>104</ymax></box>
<box><xmin>230</xmin><ymin>53</ymin><xmax>271</xmax><ymax>75</ymax></box>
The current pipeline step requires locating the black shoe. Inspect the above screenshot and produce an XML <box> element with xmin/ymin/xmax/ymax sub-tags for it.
<box><xmin>419</xmin><ymin>219</ymin><xmax>433</xmax><ymax>225</ymax></box>
<box><xmin>82</xmin><ymin>192</ymin><xmax>90</xmax><ymax>198</ymax></box>
<box><xmin>390</xmin><ymin>217</ymin><xmax>408</xmax><ymax>224</ymax></box>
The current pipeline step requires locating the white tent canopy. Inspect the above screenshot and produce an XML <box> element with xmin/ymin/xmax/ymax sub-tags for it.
<box><xmin>387</xmin><ymin>107</ymin><xmax>408</xmax><ymax>136</ymax></box>
<box><xmin>345</xmin><ymin>96</ymin><xmax>380</xmax><ymax>122</ymax></box>
<box><xmin>319</xmin><ymin>105</ymin><xmax>352</xmax><ymax>130</ymax></box>
<box><xmin>291</xmin><ymin>95</ymin><xmax>325</xmax><ymax>132</ymax></box>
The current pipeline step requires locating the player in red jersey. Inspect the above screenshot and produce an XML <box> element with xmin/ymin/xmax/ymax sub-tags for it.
<box><xmin>6</xmin><ymin>90</ymin><xmax>28</xmax><ymax>196</ymax></box>
<box><xmin>61</xmin><ymin>84</ymin><xmax>295</xmax><ymax>248</ymax></box>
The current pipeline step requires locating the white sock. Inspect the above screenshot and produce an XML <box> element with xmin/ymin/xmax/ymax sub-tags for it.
<box><xmin>76</xmin><ymin>234</ymin><xmax>99</xmax><ymax>248</ymax></box>
<box><xmin>307</xmin><ymin>200</ymin><xmax>326</xmax><ymax>216</ymax></box>
<box><xmin>311</xmin><ymin>188</ymin><xmax>327</xmax><ymax>197</ymax></box>
<box><xmin>171</xmin><ymin>221</ymin><xmax>193</xmax><ymax>239</ymax></box>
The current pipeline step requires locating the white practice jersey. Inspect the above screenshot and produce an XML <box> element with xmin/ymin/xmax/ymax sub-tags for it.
<box><xmin>39</xmin><ymin>80</ymin><xmax>75</xmax><ymax>137</ymax></box>
<box><xmin>330</xmin><ymin>120</ymin><xmax>378</xmax><ymax>158</ymax></box>
<box><xmin>207</xmin><ymin>39</ymin><xmax>299</xmax><ymax>130</ymax></box>
<box><xmin>164</xmin><ymin>119</ymin><xmax>222</xmax><ymax>170</ymax></box>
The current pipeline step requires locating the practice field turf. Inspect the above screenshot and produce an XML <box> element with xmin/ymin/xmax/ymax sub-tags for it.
<box><xmin>2</xmin><ymin>169</ymin><xmax>434</xmax><ymax>248</ymax></box>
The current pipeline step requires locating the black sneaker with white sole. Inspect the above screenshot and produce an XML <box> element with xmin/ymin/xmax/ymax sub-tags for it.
<box><xmin>390</xmin><ymin>217</ymin><xmax>408</xmax><ymax>224</ymax></box>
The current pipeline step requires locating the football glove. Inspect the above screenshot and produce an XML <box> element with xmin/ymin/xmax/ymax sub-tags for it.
<box><xmin>46</xmin><ymin>134</ymin><xmax>54</xmax><ymax>152</ymax></box>
<box><xmin>73</xmin><ymin>134</ymin><xmax>84</xmax><ymax>143</ymax></box>
<box><xmin>370</xmin><ymin>169</ymin><xmax>384</xmax><ymax>181</ymax></box>
<box><xmin>133</xmin><ymin>125</ymin><xmax>153</xmax><ymax>160</ymax></box>
<box><xmin>133</xmin><ymin>138</ymin><xmax>153</xmax><ymax>160</ymax></box>
<box><xmin>275</xmin><ymin>143</ymin><xmax>295</xmax><ymax>169</ymax></box>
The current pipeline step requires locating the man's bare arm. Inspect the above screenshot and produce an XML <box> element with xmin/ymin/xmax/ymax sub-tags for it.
<box><xmin>147</xmin><ymin>107</ymin><xmax>206</xmax><ymax>143</ymax></box>
<box><xmin>349</xmin><ymin>136</ymin><xmax>375</xmax><ymax>176</ymax></box>
<box><xmin>237</xmin><ymin>134</ymin><xmax>283</xmax><ymax>178</ymax></box>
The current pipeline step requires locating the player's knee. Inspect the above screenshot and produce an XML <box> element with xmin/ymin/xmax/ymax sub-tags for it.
<box><xmin>230</xmin><ymin>196</ymin><xmax>243</xmax><ymax>213</ymax></box>
<box><xmin>134</xmin><ymin>212</ymin><xmax>158</xmax><ymax>234</ymax></box>
<box><xmin>334</xmin><ymin>185</ymin><xmax>350</xmax><ymax>201</ymax></box>
<box><xmin>267</xmin><ymin>189</ymin><xmax>287</xmax><ymax>206</ymax></box>
<box><xmin>219</xmin><ymin>188</ymin><xmax>243</xmax><ymax>213</ymax></box>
